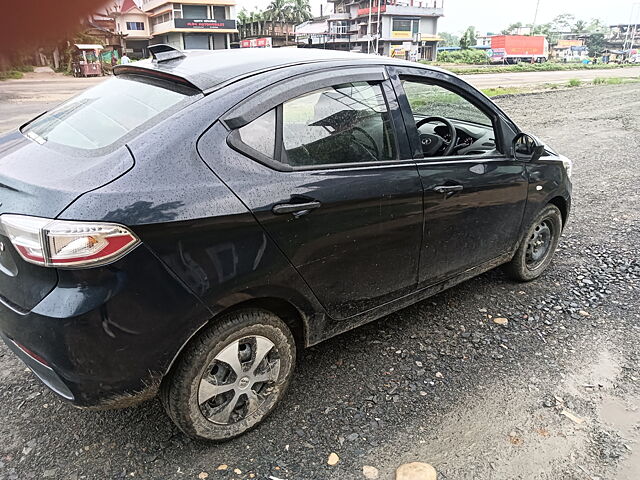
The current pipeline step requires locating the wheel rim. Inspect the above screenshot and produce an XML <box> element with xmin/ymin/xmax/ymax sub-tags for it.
<box><xmin>198</xmin><ymin>335</ymin><xmax>280</xmax><ymax>425</ymax></box>
<box><xmin>525</xmin><ymin>219</ymin><xmax>553</xmax><ymax>269</ymax></box>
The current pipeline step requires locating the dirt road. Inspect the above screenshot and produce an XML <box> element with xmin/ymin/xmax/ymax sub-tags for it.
<box><xmin>0</xmin><ymin>78</ymin><xmax>639</xmax><ymax>480</ymax></box>
<box><xmin>1</xmin><ymin>66</ymin><xmax>639</xmax><ymax>135</ymax></box>
<box><xmin>463</xmin><ymin>65</ymin><xmax>640</xmax><ymax>89</ymax></box>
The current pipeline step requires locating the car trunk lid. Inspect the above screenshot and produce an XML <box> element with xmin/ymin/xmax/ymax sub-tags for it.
<box><xmin>0</xmin><ymin>130</ymin><xmax>134</xmax><ymax>312</ymax></box>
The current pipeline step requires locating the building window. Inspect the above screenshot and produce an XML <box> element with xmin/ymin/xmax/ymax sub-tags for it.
<box><xmin>126</xmin><ymin>22</ymin><xmax>145</xmax><ymax>31</ymax></box>
<box><xmin>391</xmin><ymin>18</ymin><xmax>419</xmax><ymax>39</ymax></box>
<box><xmin>151</xmin><ymin>12</ymin><xmax>172</xmax><ymax>26</ymax></box>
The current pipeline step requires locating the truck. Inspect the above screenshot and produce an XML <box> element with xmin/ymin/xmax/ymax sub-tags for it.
<box><xmin>489</xmin><ymin>35</ymin><xmax>549</xmax><ymax>64</ymax></box>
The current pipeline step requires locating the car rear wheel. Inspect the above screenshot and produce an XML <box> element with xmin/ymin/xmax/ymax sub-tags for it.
<box><xmin>161</xmin><ymin>309</ymin><xmax>296</xmax><ymax>441</ymax></box>
<box><xmin>505</xmin><ymin>204</ymin><xmax>562</xmax><ymax>282</ymax></box>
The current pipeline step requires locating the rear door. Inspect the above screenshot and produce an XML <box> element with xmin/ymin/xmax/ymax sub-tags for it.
<box><xmin>208</xmin><ymin>68</ymin><xmax>424</xmax><ymax>320</ymax></box>
<box><xmin>388</xmin><ymin>65</ymin><xmax>528</xmax><ymax>287</ymax></box>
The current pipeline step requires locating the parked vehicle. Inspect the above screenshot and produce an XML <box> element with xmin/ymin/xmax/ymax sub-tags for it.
<box><xmin>71</xmin><ymin>44</ymin><xmax>105</xmax><ymax>77</ymax></box>
<box><xmin>0</xmin><ymin>46</ymin><xmax>572</xmax><ymax>441</ymax></box>
<box><xmin>490</xmin><ymin>35</ymin><xmax>549</xmax><ymax>63</ymax></box>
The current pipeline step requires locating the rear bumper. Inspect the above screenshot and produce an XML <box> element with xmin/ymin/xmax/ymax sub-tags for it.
<box><xmin>0</xmin><ymin>245</ymin><xmax>211</xmax><ymax>408</ymax></box>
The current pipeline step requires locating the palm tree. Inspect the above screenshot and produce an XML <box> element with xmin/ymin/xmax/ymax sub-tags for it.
<box><xmin>237</xmin><ymin>8</ymin><xmax>249</xmax><ymax>38</ymax></box>
<box><xmin>288</xmin><ymin>0</ymin><xmax>312</xmax><ymax>41</ymax></box>
<box><xmin>288</xmin><ymin>0</ymin><xmax>312</xmax><ymax>24</ymax></box>
<box><xmin>573</xmin><ymin>20</ymin><xmax>587</xmax><ymax>34</ymax></box>
<box><xmin>267</xmin><ymin>0</ymin><xmax>290</xmax><ymax>41</ymax></box>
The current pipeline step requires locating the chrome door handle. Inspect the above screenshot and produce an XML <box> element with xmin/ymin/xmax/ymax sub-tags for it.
<box><xmin>433</xmin><ymin>185</ymin><xmax>463</xmax><ymax>194</ymax></box>
<box><xmin>272</xmin><ymin>201</ymin><xmax>322</xmax><ymax>215</ymax></box>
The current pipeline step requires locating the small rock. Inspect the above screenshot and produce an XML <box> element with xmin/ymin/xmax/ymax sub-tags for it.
<box><xmin>363</xmin><ymin>465</ymin><xmax>380</xmax><ymax>479</ymax></box>
<box><xmin>435</xmin><ymin>372</ymin><xmax>443</xmax><ymax>379</ymax></box>
<box><xmin>578</xmin><ymin>310</ymin><xmax>590</xmax><ymax>317</ymax></box>
<box><xmin>216</xmin><ymin>465</ymin><xmax>228</xmax><ymax>471</ymax></box>
<box><xmin>328</xmin><ymin>452</ymin><xmax>340</xmax><ymax>466</ymax></box>
<box><xmin>395</xmin><ymin>462</ymin><xmax>437</xmax><ymax>480</ymax></box>
<box><xmin>561</xmin><ymin>409</ymin><xmax>585</xmax><ymax>424</ymax></box>
<box><xmin>493</xmin><ymin>317</ymin><xmax>508</xmax><ymax>326</ymax></box>
<box><xmin>198</xmin><ymin>473</ymin><xmax>209</xmax><ymax>480</ymax></box>
<box><xmin>233</xmin><ymin>469</ymin><xmax>242</xmax><ymax>475</ymax></box>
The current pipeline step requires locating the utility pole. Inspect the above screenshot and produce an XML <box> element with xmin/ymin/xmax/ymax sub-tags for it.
<box><xmin>531</xmin><ymin>0</ymin><xmax>541</xmax><ymax>35</ymax></box>
<box><xmin>367</xmin><ymin>0</ymin><xmax>373</xmax><ymax>53</ymax></box>
<box><xmin>375</xmin><ymin>0</ymin><xmax>382</xmax><ymax>54</ymax></box>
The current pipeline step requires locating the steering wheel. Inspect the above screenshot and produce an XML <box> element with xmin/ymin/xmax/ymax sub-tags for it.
<box><xmin>350</xmin><ymin>126</ymin><xmax>380</xmax><ymax>161</ymax></box>
<box><xmin>415</xmin><ymin>116</ymin><xmax>457</xmax><ymax>157</ymax></box>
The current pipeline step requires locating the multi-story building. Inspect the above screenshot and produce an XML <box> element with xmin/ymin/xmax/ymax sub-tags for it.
<box><xmin>295</xmin><ymin>0</ymin><xmax>443</xmax><ymax>60</ymax></box>
<box><xmin>113</xmin><ymin>0</ymin><xmax>153</xmax><ymax>59</ymax></box>
<box><xmin>140</xmin><ymin>0</ymin><xmax>238</xmax><ymax>50</ymax></box>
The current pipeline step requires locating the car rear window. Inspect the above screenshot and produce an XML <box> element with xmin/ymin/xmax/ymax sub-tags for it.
<box><xmin>22</xmin><ymin>77</ymin><xmax>194</xmax><ymax>151</ymax></box>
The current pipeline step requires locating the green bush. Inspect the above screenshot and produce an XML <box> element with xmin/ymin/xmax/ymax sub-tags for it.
<box><xmin>592</xmin><ymin>77</ymin><xmax>606</xmax><ymax>85</ymax></box>
<box><xmin>14</xmin><ymin>65</ymin><xmax>34</xmax><ymax>73</ymax></box>
<box><xmin>436</xmin><ymin>62</ymin><xmax>631</xmax><ymax>75</ymax></box>
<box><xmin>568</xmin><ymin>78</ymin><xmax>581</xmax><ymax>87</ymax></box>
<box><xmin>0</xmin><ymin>70</ymin><xmax>24</xmax><ymax>80</ymax></box>
<box><xmin>436</xmin><ymin>49</ymin><xmax>489</xmax><ymax>64</ymax></box>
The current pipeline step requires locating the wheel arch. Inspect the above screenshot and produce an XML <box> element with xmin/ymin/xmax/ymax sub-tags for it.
<box><xmin>162</xmin><ymin>296</ymin><xmax>309</xmax><ymax>381</ymax></box>
<box><xmin>548</xmin><ymin>195</ymin><xmax>568</xmax><ymax>227</ymax></box>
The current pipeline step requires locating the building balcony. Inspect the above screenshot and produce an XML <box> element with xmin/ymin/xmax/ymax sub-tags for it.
<box><xmin>141</xmin><ymin>0</ymin><xmax>236</xmax><ymax>12</ymax></box>
<box><xmin>385</xmin><ymin>4</ymin><xmax>443</xmax><ymax>17</ymax></box>
<box><xmin>151</xmin><ymin>18</ymin><xmax>238</xmax><ymax>35</ymax></box>
<box><xmin>329</xmin><ymin>12</ymin><xmax>351</xmax><ymax>20</ymax></box>
<box><xmin>357</xmin><ymin>2</ymin><xmax>443</xmax><ymax>18</ymax></box>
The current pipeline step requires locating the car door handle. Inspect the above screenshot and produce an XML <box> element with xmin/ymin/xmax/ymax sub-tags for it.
<box><xmin>272</xmin><ymin>201</ymin><xmax>322</xmax><ymax>215</ymax></box>
<box><xmin>433</xmin><ymin>185</ymin><xmax>463</xmax><ymax>194</ymax></box>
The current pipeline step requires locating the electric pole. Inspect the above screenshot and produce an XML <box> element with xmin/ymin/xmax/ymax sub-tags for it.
<box><xmin>531</xmin><ymin>0</ymin><xmax>541</xmax><ymax>35</ymax></box>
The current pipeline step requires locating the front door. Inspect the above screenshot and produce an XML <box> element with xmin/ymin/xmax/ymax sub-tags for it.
<box><xmin>223</xmin><ymin>78</ymin><xmax>424</xmax><ymax>320</ymax></box>
<box><xmin>390</xmin><ymin>67</ymin><xmax>528</xmax><ymax>286</ymax></box>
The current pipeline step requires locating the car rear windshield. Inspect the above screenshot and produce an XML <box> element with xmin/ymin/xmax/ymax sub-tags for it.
<box><xmin>21</xmin><ymin>76</ymin><xmax>194</xmax><ymax>151</ymax></box>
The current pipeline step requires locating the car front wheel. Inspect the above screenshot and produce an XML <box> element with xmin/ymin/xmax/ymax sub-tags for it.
<box><xmin>505</xmin><ymin>204</ymin><xmax>563</xmax><ymax>281</ymax></box>
<box><xmin>161</xmin><ymin>309</ymin><xmax>296</xmax><ymax>441</ymax></box>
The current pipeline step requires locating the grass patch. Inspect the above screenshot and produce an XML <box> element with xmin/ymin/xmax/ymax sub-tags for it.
<box><xmin>481</xmin><ymin>86</ymin><xmax>528</xmax><ymax>97</ymax></box>
<box><xmin>568</xmin><ymin>78</ymin><xmax>581</xmax><ymax>87</ymax></box>
<box><xmin>426</xmin><ymin>62</ymin><xmax>636</xmax><ymax>75</ymax></box>
<box><xmin>0</xmin><ymin>70</ymin><xmax>24</xmax><ymax>80</ymax></box>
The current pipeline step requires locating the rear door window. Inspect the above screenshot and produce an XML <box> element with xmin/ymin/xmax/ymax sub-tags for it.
<box><xmin>22</xmin><ymin>77</ymin><xmax>195</xmax><ymax>151</ymax></box>
<box><xmin>281</xmin><ymin>82</ymin><xmax>397</xmax><ymax>167</ymax></box>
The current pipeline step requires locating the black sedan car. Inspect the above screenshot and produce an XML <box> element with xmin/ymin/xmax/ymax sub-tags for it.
<box><xmin>0</xmin><ymin>46</ymin><xmax>572</xmax><ymax>441</ymax></box>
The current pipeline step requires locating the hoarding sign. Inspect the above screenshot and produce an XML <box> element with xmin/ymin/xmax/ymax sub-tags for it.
<box><xmin>239</xmin><ymin>37</ymin><xmax>273</xmax><ymax>48</ymax></box>
<box><xmin>174</xmin><ymin>18</ymin><xmax>237</xmax><ymax>30</ymax></box>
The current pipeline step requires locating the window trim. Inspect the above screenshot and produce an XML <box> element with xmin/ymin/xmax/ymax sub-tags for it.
<box><xmin>225</xmin><ymin>67</ymin><xmax>413</xmax><ymax>172</ymax></box>
<box><xmin>387</xmin><ymin>65</ymin><xmax>516</xmax><ymax>163</ymax></box>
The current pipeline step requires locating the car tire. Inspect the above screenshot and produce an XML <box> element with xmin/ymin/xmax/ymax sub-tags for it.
<box><xmin>505</xmin><ymin>204</ymin><xmax>562</xmax><ymax>282</ymax></box>
<box><xmin>161</xmin><ymin>309</ymin><xmax>296</xmax><ymax>441</ymax></box>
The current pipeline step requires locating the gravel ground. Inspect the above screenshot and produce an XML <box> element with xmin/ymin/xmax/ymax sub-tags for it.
<box><xmin>1</xmin><ymin>83</ymin><xmax>639</xmax><ymax>480</ymax></box>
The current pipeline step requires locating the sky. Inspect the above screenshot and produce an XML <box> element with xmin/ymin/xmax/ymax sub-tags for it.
<box><xmin>237</xmin><ymin>0</ymin><xmax>638</xmax><ymax>35</ymax></box>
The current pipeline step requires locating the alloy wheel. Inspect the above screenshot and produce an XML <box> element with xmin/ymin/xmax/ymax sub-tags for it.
<box><xmin>197</xmin><ymin>336</ymin><xmax>280</xmax><ymax>425</ymax></box>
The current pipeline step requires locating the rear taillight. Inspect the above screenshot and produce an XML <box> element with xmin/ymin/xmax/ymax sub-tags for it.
<box><xmin>0</xmin><ymin>214</ymin><xmax>140</xmax><ymax>268</ymax></box>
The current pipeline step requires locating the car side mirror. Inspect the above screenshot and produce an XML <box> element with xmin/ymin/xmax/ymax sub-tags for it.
<box><xmin>512</xmin><ymin>133</ymin><xmax>546</xmax><ymax>162</ymax></box>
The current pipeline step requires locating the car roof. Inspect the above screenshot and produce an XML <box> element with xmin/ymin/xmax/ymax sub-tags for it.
<box><xmin>113</xmin><ymin>47</ymin><xmax>441</xmax><ymax>93</ymax></box>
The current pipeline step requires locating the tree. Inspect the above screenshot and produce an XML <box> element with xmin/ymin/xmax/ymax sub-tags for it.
<box><xmin>439</xmin><ymin>32</ymin><xmax>459</xmax><ymax>47</ymax></box>
<box><xmin>573</xmin><ymin>20</ymin><xmax>587</xmax><ymax>33</ymax></box>
<box><xmin>587</xmin><ymin>18</ymin><xmax>607</xmax><ymax>34</ymax></box>
<box><xmin>288</xmin><ymin>0</ymin><xmax>313</xmax><ymax>25</ymax></box>
<box><xmin>550</xmin><ymin>14</ymin><xmax>576</xmax><ymax>32</ymax></box>
<box><xmin>267</xmin><ymin>0</ymin><xmax>291</xmax><ymax>41</ymax></box>
<box><xmin>501</xmin><ymin>22</ymin><xmax>523</xmax><ymax>35</ymax></box>
<box><xmin>459</xmin><ymin>26</ymin><xmax>477</xmax><ymax>50</ymax></box>
<box><xmin>586</xmin><ymin>33</ymin><xmax>605</xmax><ymax>57</ymax></box>
<box><xmin>237</xmin><ymin>8</ymin><xmax>249</xmax><ymax>38</ymax></box>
